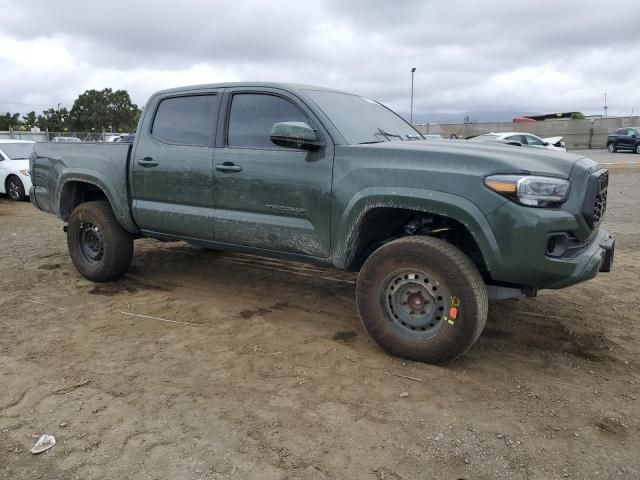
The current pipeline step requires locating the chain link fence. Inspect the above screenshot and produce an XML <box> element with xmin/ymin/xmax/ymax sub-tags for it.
<box><xmin>0</xmin><ymin>130</ymin><xmax>133</xmax><ymax>142</ymax></box>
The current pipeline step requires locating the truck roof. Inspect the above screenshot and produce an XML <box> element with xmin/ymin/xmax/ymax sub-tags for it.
<box><xmin>153</xmin><ymin>82</ymin><xmax>352</xmax><ymax>97</ymax></box>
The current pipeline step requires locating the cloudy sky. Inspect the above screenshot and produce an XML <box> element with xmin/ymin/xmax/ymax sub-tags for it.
<box><xmin>1</xmin><ymin>0</ymin><xmax>639</xmax><ymax>122</ymax></box>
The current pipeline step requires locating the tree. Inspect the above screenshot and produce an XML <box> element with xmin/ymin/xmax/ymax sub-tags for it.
<box><xmin>22</xmin><ymin>111</ymin><xmax>38</xmax><ymax>129</ymax></box>
<box><xmin>0</xmin><ymin>112</ymin><xmax>21</xmax><ymax>130</ymax></box>
<box><xmin>37</xmin><ymin>108</ymin><xmax>70</xmax><ymax>132</ymax></box>
<box><xmin>69</xmin><ymin>88</ymin><xmax>139</xmax><ymax>132</ymax></box>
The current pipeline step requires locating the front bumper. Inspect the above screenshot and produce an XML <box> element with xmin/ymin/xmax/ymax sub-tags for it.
<box><xmin>544</xmin><ymin>228</ymin><xmax>614</xmax><ymax>289</ymax></box>
<box><xmin>486</xmin><ymin>200</ymin><xmax>614</xmax><ymax>290</ymax></box>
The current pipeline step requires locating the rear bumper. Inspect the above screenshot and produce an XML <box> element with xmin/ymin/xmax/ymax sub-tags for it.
<box><xmin>29</xmin><ymin>185</ymin><xmax>41</xmax><ymax>210</ymax></box>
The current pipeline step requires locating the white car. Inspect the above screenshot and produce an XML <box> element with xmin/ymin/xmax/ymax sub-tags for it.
<box><xmin>469</xmin><ymin>132</ymin><xmax>567</xmax><ymax>151</ymax></box>
<box><xmin>52</xmin><ymin>136</ymin><xmax>81</xmax><ymax>143</ymax></box>
<box><xmin>0</xmin><ymin>139</ymin><xmax>35</xmax><ymax>201</ymax></box>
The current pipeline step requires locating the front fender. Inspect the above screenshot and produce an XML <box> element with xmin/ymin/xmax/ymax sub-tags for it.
<box><xmin>330</xmin><ymin>187</ymin><xmax>502</xmax><ymax>272</ymax></box>
<box><xmin>56</xmin><ymin>169</ymin><xmax>138</xmax><ymax>234</ymax></box>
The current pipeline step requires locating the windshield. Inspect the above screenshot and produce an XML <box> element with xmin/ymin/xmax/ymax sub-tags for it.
<box><xmin>303</xmin><ymin>90</ymin><xmax>423</xmax><ymax>144</ymax></box>
<box><xmin>1</xmin><ymin>143</ymin><xmax>34</xmax><ymax>160</ymax></box>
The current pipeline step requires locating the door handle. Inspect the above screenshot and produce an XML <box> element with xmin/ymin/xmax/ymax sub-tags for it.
<box><xmin>215</xmin><ymin>162</ymin><xmax>242</xmax><ymax>173</ymax></box>
<box><xmin>137</xmin><ymin>157</ymin><xmax>159</xmax><ymax>168</ymax></box>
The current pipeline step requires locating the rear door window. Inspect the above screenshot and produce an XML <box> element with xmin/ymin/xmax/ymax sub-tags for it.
<box><xmin>152</xmin><ymin>95</ymin><xmax>218</xmax><ymax>146</ymax></box>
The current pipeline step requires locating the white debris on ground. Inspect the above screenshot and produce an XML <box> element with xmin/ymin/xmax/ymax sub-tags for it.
<box><xmin>30</xmin><ymin>435</ymin><xmax>56</xmax><ymax>454</ymax></box>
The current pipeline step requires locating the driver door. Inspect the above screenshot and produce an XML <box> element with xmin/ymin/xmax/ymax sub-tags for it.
<box><xmin>211</xmin><ymin>89</ymin><xmax>334</xmax><ymax>257</ymax></box>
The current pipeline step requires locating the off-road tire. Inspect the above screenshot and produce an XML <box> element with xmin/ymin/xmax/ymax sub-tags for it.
<box><xmin>607</xmin><ymin>142</ymin><xmax>616</xmax><ymax>153</ymax></box>
<box><xmin>356</xmin><ymin>236</ymin><xmax>488</xmax><ymax>364</ymax></box>
<box><xmin>6</xmin><ymin>175</ymin><xmax>26</xmax><ymax>201</ymax></box>
<box><xmin>67</xmin><ymin>201</ymin><xmax>133</xmax><ymax>282</ymax></box>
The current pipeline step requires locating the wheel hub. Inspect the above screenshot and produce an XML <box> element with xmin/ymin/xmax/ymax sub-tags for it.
<box><xmin>79</xmin><ymin>223</ymin><xmax>104</xmax><ymax>264</ymax></box>
<box><xmin>382</xmin><ymin>270</ymin><xmax>448</xmax><ymax>338</ymax></box>
<box><xmin>8</xmin><ymin>180</ymin><xmax>20</xmax><ymax>199</ymax></box>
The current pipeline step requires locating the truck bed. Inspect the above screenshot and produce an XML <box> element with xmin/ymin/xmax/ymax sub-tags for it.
<box><xmin>30</xmin><ymin>142</ymin><xmax>136</xmax><ymax>231</ymax></box>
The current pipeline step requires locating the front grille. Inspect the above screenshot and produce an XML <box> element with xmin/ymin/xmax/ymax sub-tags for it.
<box><xmin>582</xmin><ymin>170</ymin><xmax>608</xmax><ymax>228</ymax></box>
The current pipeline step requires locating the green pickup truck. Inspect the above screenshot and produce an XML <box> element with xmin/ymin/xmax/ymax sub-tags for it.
<box><xmin>30</xmin><ymin>82</ymin><xmax>614</xmax><ymax>363</ymax></box>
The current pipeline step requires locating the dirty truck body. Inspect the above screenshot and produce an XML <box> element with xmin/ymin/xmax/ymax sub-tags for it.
<box><xmin>30</xmin><ymin>82</ymin><xmax>614</xmax><ymax>363</ymax></box>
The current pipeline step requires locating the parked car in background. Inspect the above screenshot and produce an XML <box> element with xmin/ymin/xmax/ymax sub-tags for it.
<box><xmin>607</xmin><ymin>128</ymin><xmax>640</xmax><ymax>154</ymax></box>
<box><xmin>53</xmin><ymin>136</ymin><xmax>81</xmax><ymax>143</ymax></box>
<box><xmin>0</xmin><ymin>139</ymin><xmax>35</xmax><ymax>201</ymax></box>
<box><xmin>114</xmin><ymin>134</ymin><xmax>135</xmax><ymax>143</ymax></box>
<box><xmin>469</xmin><ymin>132</ymin><xmax>567</xmax><ymax>151</ymax></box>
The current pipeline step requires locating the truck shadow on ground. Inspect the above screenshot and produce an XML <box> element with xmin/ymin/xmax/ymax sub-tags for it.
<box><xmin>100</xmin><ymin>240</ymin><xmax>619</xmax><ymax>366</ymax></box>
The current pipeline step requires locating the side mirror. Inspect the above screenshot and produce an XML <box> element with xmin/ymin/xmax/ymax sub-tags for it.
<box><xmin>544</xmin><ymin>142</ymin><xmax>550</xmax><ymax>146</ymax></box>
<box><xmin>270</xmin><ymin>122</ymin><xmax>324</xmax><ymax>151</ymax></box>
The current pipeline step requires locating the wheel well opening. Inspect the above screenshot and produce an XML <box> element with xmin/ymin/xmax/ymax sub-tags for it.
<box><xmin>348</xmin><ymin>208</ymin><xmax>489</xmax><ymax>279</ymax></box>
<box><xmin>59</xmin><ymin>181</ymin><xmax>109</xmax><ymax>221</ymax></box>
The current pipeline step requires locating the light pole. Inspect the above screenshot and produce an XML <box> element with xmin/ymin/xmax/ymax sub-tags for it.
<box><xmin>410</xmin><ymin>67</ymin><xmax>416</xmax><ymax>124</ymax></box>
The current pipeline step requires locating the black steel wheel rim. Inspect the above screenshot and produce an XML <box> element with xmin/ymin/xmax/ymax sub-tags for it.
<box><xmin>79</xmin><ymin>223</ymin><xmax>105</xmax><ymax>264</ymax></box>
<box><xmin>7</xmin><ymin>178</ymin><xmax>21</xmax><ymax>200</ymax></box>
<box><xmin>381</xmin><ymin>269</ymin><xmax>449</xmax><ymax>339</ymax></box>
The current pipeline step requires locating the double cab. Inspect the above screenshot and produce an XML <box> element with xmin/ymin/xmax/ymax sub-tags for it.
<box><xmin>30</xmin><ymin>83</ymin><xmax>614</xmax><ymax>363</ymax></box>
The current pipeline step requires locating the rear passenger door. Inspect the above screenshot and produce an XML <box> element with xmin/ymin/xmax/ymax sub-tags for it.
<box><xmin>131</xmin><ymin>91</ymin><xmax>220</xmax><ymax>240</ymax></box>
<box><xmin>211</xmin><ymin>88</ymin><xmax>334</xmax><ymax>257</ymax></box>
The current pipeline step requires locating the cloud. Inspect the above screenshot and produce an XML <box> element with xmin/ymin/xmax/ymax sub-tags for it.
<box><xmin>0</xmin><ymin>0</ymin><xmax>638</xmax><ymax>120</ymax></box>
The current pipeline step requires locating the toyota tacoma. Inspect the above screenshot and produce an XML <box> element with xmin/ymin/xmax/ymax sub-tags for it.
<box><xmin>30</xmin><ymin>82</ymin><xmax>614</xmax><ymax>363</ymax></box>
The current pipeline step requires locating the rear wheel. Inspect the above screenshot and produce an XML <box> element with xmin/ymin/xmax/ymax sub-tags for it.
<box><xmin>67</xmin><ymin>201</ymin><xmax>133</xmax><ymax>282</ymax></box>
<box><xmin>5</xmin><ymin>175</ymin><xmax>25</xmax><ymax>201</ymax></box>
<box><xmin>356</xmin><ymin>236</ymin><xmax>488</xmax><ymax>364</ymax></box>
<box><xmin>607</xmin><ymin>142</ymin><xmax>616</xmax><ymax>153</ymax></box>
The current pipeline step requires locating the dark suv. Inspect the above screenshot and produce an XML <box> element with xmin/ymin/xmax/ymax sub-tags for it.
<box><xmin>607</xmin><ymin>127</ymin><xmax>640</xmax><ymax>154</ymax></box>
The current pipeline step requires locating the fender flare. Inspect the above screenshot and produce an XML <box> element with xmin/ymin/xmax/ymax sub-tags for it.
<box><xmin>56</xmin><ymin>170</ymin><xmax>139</xmax><ymax>234</ymax></box>
<box><xmin>330</xmin><ymin>187</ymin><xmax>503</xmax><ymax>272</ymax></box>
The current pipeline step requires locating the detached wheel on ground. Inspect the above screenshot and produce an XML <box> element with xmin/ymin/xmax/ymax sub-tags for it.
<box><xmin>356</xmin><ymin>236</ymin><xmax>488</xmax><ymax>364</ymax></box>
<box><xmin>607</xmin><ymin>143</ymin><xmax>616</xmax><ymax>153</ymax></box>
<box><xmin>5</xmin><ymin>175</ymin><xmax>26</xmax><ymax>201</ymax></box>
<box><xmin>67</xmin><ymin>201</ymin><xmax>133</xmax><ymax>282</ymax></box>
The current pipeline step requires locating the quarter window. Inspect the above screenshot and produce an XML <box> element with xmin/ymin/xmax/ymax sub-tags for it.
<box><xmin>524</xmin><ymin>135</ymin><xmax>545</xmax><ymax>146</ymax></box>
<box><xmin>152</xmin><ymin>95</ymin><xmax>217</xmax><ymax>145</ymax></box>
<box><xmin>227</xmin><ymin>93</ymin><xmax>309</xmax><ymax>148</ymax></box>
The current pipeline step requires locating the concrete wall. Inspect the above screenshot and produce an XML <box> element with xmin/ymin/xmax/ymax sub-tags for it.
<box><xmin>414</xmin><ymin>116</ymin><xmax>640</xmax><ymax>149</ymax></box>
<box><xmin>0</xmin><ymin>130</ymin><xmax>48</xmax><ymax>142</ymax></box>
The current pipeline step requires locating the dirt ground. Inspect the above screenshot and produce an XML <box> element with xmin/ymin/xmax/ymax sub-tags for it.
<box><xmin>1</xmin><ymin>170</ymin><xmax>639</xmax><ymax>480</ymax></box>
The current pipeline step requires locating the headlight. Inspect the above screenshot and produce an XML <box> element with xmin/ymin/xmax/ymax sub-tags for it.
<box><xmin>19</xmin><ymin>169</ymin><xmax>30</xmax><ymax>176</ymax></box>
<box><xmin>485</xmin><ymin>174</ymin><xmax>570</xmax><ymax>207</ymax></box>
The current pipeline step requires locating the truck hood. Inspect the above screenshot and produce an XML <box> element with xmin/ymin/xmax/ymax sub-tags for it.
<box><xmin>347</xmin><ymin>139</ymin><xmax>585</xmax><ymax>178</ymax></box>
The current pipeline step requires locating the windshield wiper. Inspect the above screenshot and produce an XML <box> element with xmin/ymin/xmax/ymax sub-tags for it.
<box><xmin>358</xmin><ymin>140</ymin><xmax>385</xmax><ymax>144</ymax></box>
<box><xmin>377</xmin><ymin>128</ymin><xmax>404</xmax><ymax>141</ymax></box>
